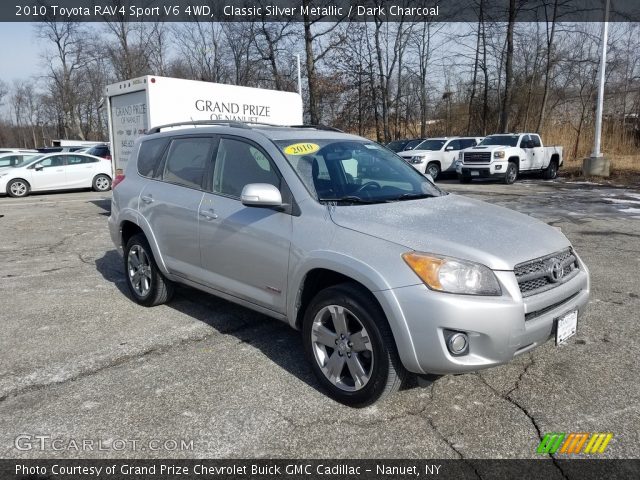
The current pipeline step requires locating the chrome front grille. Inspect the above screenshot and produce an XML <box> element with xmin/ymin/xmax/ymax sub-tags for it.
<box><xmin>463</xmin><ymin>152</ymin><xmax>491</xmax><ymax>163</ymax></box>
<box><xmin>515</xmin><ymin>249</ymin><xmax>579</xmax><ymax>297</ymax></box>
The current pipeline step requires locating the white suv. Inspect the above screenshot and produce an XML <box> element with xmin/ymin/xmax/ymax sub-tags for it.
<box><xmin>398</xmin><ymin>137</ymin><xmax>482</xmax><ymax>179</ymax></box>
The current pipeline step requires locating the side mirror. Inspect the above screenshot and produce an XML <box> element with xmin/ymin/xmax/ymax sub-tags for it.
<box><xmin>522</xmin><ymin>141</ymin><xmax>532</xmax><ymax>149</ymax></box>
<box><xmin>241</xmin><ymin>183</ymin><xmax>282</xmax><ymax>208</ymax></box>
<box><xmin>445</xmin><ymin>145</ymin><xmax>454</xmax><ymax>151</ymax></box>
<box><xmin>35</xmin><ymin>165</ymin><xmax>43</xmax><ymax>171</ymax></box>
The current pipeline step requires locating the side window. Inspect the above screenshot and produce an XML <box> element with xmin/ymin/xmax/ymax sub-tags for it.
<box><xmin>0</xmin><ymin>156</ymin><xmax>17</xmax><ymax>167</ymax></box>
<box><xmin>65</xmin><ymin>156</ymin><xmax>85</xmax><ymax>165</ymax></box>
<box><xmin>37</xmin><ymin>156</ymin><xmax>64</xmax><ymax>168</ymax></box>
<box><xmin>138</xmin><ymin>138</ymin><xmax>170</xmax><ymax>178</ymax></box>
<box><xmin>531</xmin><ymin>135</ymin><xmax>542</xmax><ymax>147</ymax></box>
<box><xmin>213</xmin><ymin>137</ymin><xmax>280</xmax><ymax>197</ymax></box>
<box><xmin>162</xmin><ymin>137</ymin><xmax>214</xmax><ymax>189</ymax></box>
<box><xmin>520</xmin><ymin>135</ymin><xmax>530</xmax><ymax>147</ymax></box>
<box><xmin>446</xmin><ymin>140</ymin><xmax>461</xmax><ymax>151</ymax></box>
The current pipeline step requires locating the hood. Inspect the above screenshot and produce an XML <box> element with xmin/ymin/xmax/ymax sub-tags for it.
<box><xmin>398</xmin><ymin>149</ymin><xmax>440</xmax><ymax>158</ymax></box>
<box><xmin>329</xmin><ymin>194</ymin><xmax>570</xmax><ymax>270</ymax></box>
<box><xmin>467</xmin><ymin>145</ymin><xmax>507</xmax><ymax>152</ymax></box>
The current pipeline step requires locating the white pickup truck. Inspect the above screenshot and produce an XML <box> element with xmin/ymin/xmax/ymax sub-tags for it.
<box><xmin>456</xmin><ymin>133</ymin><xmax>563</xmax><ymax>184</ymax></box>
<box><xmin>398</xmin><ymin>137</ymin><xmax>482</xmax><ymax>180</ymax></box>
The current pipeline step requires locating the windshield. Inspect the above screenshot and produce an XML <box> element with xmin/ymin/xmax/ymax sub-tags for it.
<box><xmin>275</xmin><ymin>139</ymin><xmax>444</xmax><ymax>205</ymax></box>
<box><xmin>413</xmin><ymin>139</ymin><xmax>446</xmax><ymax>151</ymax></box>
<box><xmin>479</xmin><ymin>135</ymin><xmax>520</xmax><ymax>147</ymax></box>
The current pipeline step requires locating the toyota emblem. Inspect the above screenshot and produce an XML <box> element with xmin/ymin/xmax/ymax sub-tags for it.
<box><xmin>546</xmin><ymin>258</ymin><xmax>565</xmax><ymax>283</ymax></box>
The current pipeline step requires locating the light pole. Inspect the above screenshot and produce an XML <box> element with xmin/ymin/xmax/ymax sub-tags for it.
<box><xmin>295</xmin><ymin>53</ymin><xmax>302</xmax><ymax>97</ymax></box>
<box><xmin>583</xmin><ymin>0</ymin><xmax>611</xmax><ymax>176</ymax></box>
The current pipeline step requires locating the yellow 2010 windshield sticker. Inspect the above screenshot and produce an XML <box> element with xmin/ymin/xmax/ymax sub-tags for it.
<box><xmin>283</xmin><ymin>143</ymin><xmax>320</xmax><ymax>155</ymax></box>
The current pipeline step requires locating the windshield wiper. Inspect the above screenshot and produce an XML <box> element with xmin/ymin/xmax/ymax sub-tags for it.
<box><xmin>320</xmin><ymin>196</ymin><xmax>374</xmax><ymax>204</ymax></box>
<box><xmin>388</xmin><ymin>193</ymin><xmax>436</xmax><ymax>202</ymax></box>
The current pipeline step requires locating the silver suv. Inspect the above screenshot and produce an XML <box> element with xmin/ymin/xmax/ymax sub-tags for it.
<box><xmin>108</xmin><ymin>122</ymin><xmax>590</xmax><ymax>407</ymax></box>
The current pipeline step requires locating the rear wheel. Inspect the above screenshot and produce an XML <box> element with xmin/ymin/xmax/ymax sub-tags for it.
<box><xmin>93</xmin><ymin>174</ymin><xmax>112</xmax><ymax>192</ymax></box>
<box><xmin>543</xmin><ymin>160</ymin><xmax>558</xmax><ymax>180</ymax></box>
<box><xmin>504</xmin><ymin>162</ymin><xmax>518</xmax><ymax>184</ymax></box>
<box><xmin>302</xmin><ymin>283</ymin><xmax>406</xmax><ymax>407</ymax></box>
<box><xmin>7</xmin><ymin>179</ymin><xmax>30</xmax><ymax>198</ymax></box>
<box><xmin>124</xmin><ymin>234</ymin><xmax>174</xmax><ymax>307</ymax></box>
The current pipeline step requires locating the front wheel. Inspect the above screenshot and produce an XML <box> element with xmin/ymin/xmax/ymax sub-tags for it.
<box><xmin>7</xmin><ymin>179</ymin><xmax>30</xmax><ymax>198</ymax></box>
<box><xmin>302</xmin><ymin>283</ymin><xmax>406</xmax><ymax>407</ymax></box>
<box><xmin>124</xmin><ymin>233</ymin><xmax>174</xmax><ymax>307</ymax></box>
<box><xmin>93</xmin><ymin>174</ymin><xmax>112</xmax><ymax>192</ymax></box>
<box><xmin>504</xmin><ymin>162</ymin><xmax>518</xmax><ymax>184</ymax></box>
<box><xmin>426</xmin><ymin>162</ymin><xmax>441</xmax><ymax>180</ymax></box>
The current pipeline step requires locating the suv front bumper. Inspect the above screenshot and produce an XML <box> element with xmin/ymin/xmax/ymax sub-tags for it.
<box><xmin>374</xmin><ymin>262</ymin><xmax>590</xmax><ymax>375</ymax></box>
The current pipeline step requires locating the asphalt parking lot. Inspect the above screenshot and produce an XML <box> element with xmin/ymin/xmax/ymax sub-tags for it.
<box><xmin>0</xmin><ymin>178</ymin><xmax>638</xmax><ymax>461</ymax></box>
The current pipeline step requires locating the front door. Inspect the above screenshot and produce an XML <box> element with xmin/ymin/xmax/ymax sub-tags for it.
<box><xmin>29</xmin><ymin>155</ymin><xmax>67</xmax><ymax>190</ymax></box>
<box><xmin>198</xmin><ymin>136</ymin><xmax>292</xmax><ymax>314</ymax></box>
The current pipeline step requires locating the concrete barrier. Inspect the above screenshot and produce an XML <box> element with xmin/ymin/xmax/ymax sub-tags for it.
<box><xmin>582</xmin><ymin>156</ymin><xmax>610</xmax><ymax>177</ymax></box>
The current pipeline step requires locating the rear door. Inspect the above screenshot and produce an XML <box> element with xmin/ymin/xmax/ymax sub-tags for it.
<box><xmin>64</xmin><ymin>155</ymin><xmax>99</xmax><ymax>187</ymax></box>
<box><xmin>138</xmin><ymin>136</ymin><xmax>215</xmax><ymax>280</ymax></box>
<box><xmin>198</xmin><ymin>136</ymin><xmax>292</xmax><ymax>313</ymax></box>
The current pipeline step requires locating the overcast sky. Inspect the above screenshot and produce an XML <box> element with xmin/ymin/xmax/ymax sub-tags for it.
<box><xmin>0</xmin><ymin>23</ymin><xmax>41</xmax><ymax>85</ymax></box>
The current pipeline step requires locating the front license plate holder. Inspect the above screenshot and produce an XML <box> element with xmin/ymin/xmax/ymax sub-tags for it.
<box><xmin>556</xmin><ymin>309</ymin><xmax>578</xmax><ymax>345</ymax></box>
<box><xmin>471</xmin><ymin>171</ymin><xmax>480</xmax><ymax>176</ymax></box>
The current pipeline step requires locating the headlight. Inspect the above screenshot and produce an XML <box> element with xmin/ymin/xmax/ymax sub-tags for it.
<box><xmin>402</xmin><ymin>252</ymin><xmax>502</xmax><ymax>296</ymax></box>
<box><xmin>458</xmin><ymin>152</ymin><xmax>463</xmax><ymax>160</ymax></box>
<box><xmin>494</xmin><ymin>151</ymin><xmax>505</xmax><ymax>159</ymax></box>
<box><xmin>411</xmin><ymin>156</ymin><xmax>425</xmax><ymax>162</ymax></box>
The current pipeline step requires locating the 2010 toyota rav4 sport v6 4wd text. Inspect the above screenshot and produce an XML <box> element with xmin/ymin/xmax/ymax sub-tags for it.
<box><xmin>108</xmin><ymin>122</ymin><xmax>590</xmax><ymax>407</ymax></box>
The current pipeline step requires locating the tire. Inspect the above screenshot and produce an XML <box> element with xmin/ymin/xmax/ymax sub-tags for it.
<box><xmin>302</xmin><ymin>283</ymin><xmax>406</xmax><ymax>407</ymax></box>
<box><xmin>426</xmin><ymin>162</ymin><xmax>441</xmax><ymax>181</ymax></box>
<box><xmin>93</xmin><ymin>174</ymin><xmax>112</xmax><ymax>192</ymax></box>
<box><xmin>124</xmin><ymin>233</ymin><xmax>174</xmax><ymax>307</ymax></box>
<box><xmin>7</xmin><ymin>179</ymin><xmax>30</xmax><ymax>198</ymax></box>
<box><xmin>543</xmin><ymin>160</ymin><xmax>558</xmax><ymax>180</ymax></box>
<box><xmin>504</xmin><ymin>162</ymin><xmax>518</xmax><ymax>184</ymax></box>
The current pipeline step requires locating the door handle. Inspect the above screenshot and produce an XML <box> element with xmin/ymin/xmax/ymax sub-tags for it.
<box><xmin>55</xmin><ymin>169</ymin><xmax>63</xmax><ymax>172</ymax></box>
<box><xmin>199</xmin><ymin>209</ymin><xmax>218</xmax><ymax>220</ymax></box>
<box><xmin>141</xmin><ymin>195</ymin><xmax>154</xmax><ymax>204</ymax></box>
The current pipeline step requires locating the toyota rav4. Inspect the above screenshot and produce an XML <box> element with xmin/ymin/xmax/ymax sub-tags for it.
<box><xmin>108</xmin><ymin>122</ymin><xmax>590</xmax><ymax>407</ymax></box>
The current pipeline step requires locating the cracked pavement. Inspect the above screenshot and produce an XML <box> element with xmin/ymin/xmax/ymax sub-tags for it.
<box><xmin>0</xmin><ymin>178</ymin><xmax>638</xmax><ymax>459</ymax></box>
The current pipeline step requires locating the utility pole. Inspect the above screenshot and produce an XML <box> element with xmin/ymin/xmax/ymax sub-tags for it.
<box><xmin>583</xmin><ymin>0</ymin><xmax>611</xmax><ymax>176</ymax></box>
<box><xmin>295</xmin><ymin>54</ymin><xmax>302</xmax><ymax>97</ymax></box>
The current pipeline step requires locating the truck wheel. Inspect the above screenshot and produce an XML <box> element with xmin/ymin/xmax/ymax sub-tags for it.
<box><xmin>7</xmin><ymin>179</ymin><xmax>30</xmax><ymax>198</ymax></box>
<box><xmin>426</xmin><ymin>162</ymin><xmax>440</xmax><ymax>180</ymax></box>
<box><xmin>504</xmin><ymin>162</ymin><xmax>518</xmax><ymax>184</ymax></box>
<box><xmin>124</xmin><ymin>234</ymin><xmax>174</xmax><ymax>307</ymax></box>
<box><xmin>302</xmin><ymin>283</ymin><xmax>406</xmax><ymax>407</ymax></box>
<box><xmin>543</xmin><ymin>160</ymin><xmax>558</xmax><ymax>180</ymax></box>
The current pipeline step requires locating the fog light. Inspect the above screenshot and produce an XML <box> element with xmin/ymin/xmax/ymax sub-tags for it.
<box><xmin>445</xmin><ymin>331</ymin><xmax>469</xmax><ymax>356</ymax></box>
<box><xmin>495</xmin><ymin>165</ymin><xmax>502</xmax><ymax>170</ymax></box>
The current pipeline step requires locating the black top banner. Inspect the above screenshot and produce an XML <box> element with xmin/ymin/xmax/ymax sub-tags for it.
<box><xmin>5</xmin><ymin>0</ymin><xmax>640</xmax><ymax>23</ymax></box>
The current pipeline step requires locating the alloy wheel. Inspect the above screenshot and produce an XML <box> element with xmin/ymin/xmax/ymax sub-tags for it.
<box><xmin>95</xmin><ymin>176</ymin><xmax>110</xmax><ymax>191</ymax></box>
<box><xmin>310</xmin><ymin>305</ymin><xmax>374</xmax><ymax>392</ymax></box>
<box><xmin>127</xmin><ymin>245</ymin><xmax>152</xmax><ymax>297</ymax></box>
<box><xmin>10</xmin><ymin>181</ymin><xmax>27</xmax><ymax>197</ymax></box>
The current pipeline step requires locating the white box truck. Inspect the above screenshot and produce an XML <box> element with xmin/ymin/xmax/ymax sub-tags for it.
<box><xmin>105</xmin><ymin>75</ymin><xmax>304</xmax><ymax>174</ymax></box>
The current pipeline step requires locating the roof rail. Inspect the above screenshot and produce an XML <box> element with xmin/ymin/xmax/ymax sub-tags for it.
<box><xmin>146</xmin><ymin>120</ymin><xmax>251</xmax><ymax>134</ymax></box>
<box><xmin>289</xmin><ymin>124</ymin><xmax>344</xmax><ymax>132</ymax></box>
<box><xmin>146</xmin><ymin>120</ymin><xmax>344</xmax><ymax>135</ymax></box>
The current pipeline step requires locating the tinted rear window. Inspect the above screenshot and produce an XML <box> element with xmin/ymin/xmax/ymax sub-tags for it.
<box><xmin>137</xmin><ymin>138</ymin><xmax>170</xmax><ymax>178</ymax></box>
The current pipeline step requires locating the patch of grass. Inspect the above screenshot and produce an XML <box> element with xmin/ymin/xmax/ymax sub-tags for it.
<box><xmin>560</xmin><ymin>154</ymin><xmax>640</xmax><ymax>187</ymax></box>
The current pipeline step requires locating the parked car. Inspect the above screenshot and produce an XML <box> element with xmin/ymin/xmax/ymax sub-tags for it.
<box><xmin>0</xmin><ymin>153</ymin><xmax>112</xmax><ymax>197</ymax></box>
<box><xmin>398</xmin><ymin>137</ymin><xmax>482</xmax><ymax>179</ymax></box>
<box><xmin>386</xmin><ymin>138</ymin><xmax>427</xmax><ymax>153</ymax></box>
<box><xmin>457</xmin><ymin>133</ymin><xmax>563</xmax><ymax>184</ymax></box>
<box><xmin>0</xmin><ymin>152</ymin><xmax>40</xmax><ymax>170</ymax></box>
<box><xmin>109</xmin><ymin>122</ymin><xmax>589</xmax><ymax>407</ymax></box>
<box><xmin>0</xmin><ymin>148</ymin><xmax>38</xmax><ymax>154</ymax></box>
<box><xmin>86</xmin><ymin>143</ymin><xmax>111</xmax><ymax>160</ymax></box>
